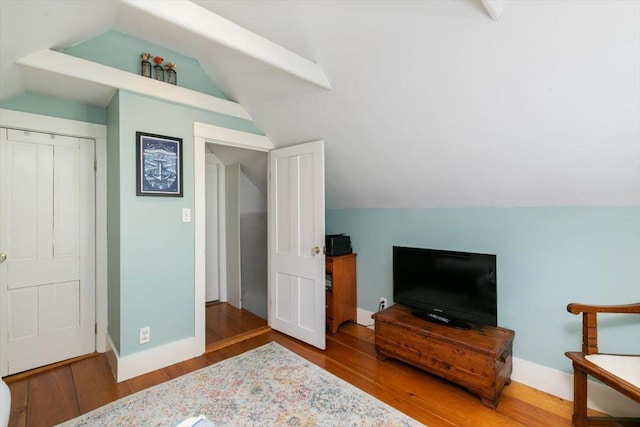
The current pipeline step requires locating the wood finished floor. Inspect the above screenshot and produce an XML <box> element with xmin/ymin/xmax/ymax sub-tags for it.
<box><xmin>205</xmin><ymin>301</ymin><xmax>267</xmax><ymax>348</ymax></box>
<box><xmin>5</xmin><ymin>305</ymin><xmax>581</xmax><ymax>427</ymax></box>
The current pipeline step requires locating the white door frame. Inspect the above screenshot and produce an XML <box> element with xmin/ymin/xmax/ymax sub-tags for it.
<box><xmin>204</xmin><ymin>152</ymin><xmax>226</xmax><ymax>303</ymax></box>
<box><xmin>0</xmin><ymin>109</ymin><xmax>108</xmax><ymax>354</ymax></box>
<box><xmin>193</xmin><ymin>122</ymin><xmax>273</xmax><ymax>356</ymax></box>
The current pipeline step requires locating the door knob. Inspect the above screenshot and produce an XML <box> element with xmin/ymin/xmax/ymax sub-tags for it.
<box><xmin>0</xmin><ymin>253</ymin><xmax>6</xmax><ymax>263</ymax></box>
<box><xmin>313</xmin><ymin>246</ymin><xmax>321</xmax><ymax>255</ymax></box>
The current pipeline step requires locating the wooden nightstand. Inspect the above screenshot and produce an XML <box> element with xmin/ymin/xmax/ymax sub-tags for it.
<box><xmin>325</xmin><ymin>253</ymin><xmax>357</xmax><ymax>333</ymax></box>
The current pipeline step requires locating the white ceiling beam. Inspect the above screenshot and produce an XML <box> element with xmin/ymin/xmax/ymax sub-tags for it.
<box><xmin>122</xmin><ymin>0</ymin><xmax>331</xmax><ymax>90</ymax></box>
<box><xmin>481</xmin><ymin>0</ymin><xmax>504</xmax><ymax>21</ymax></box>
<box><xmin>16</xmin><ymin>49</ymin><xmax>254</xmax><ymax>121</ymax></box>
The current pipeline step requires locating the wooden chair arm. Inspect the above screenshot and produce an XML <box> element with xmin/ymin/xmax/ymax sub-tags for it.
<box><xmin>567</xmin><ymin>302</ymin><xmax>640</xmax><ymax>315</ymax></box>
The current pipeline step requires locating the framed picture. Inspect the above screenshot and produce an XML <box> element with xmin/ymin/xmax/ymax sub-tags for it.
<box><xmin>136</xmin><ymin>132</ymin><xmax>183</xmax><ymax>197</ymax></box>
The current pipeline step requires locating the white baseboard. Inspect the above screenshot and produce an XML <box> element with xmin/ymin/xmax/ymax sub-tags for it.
<box><xmin>357</xmin><ymin>307</ymin><xmax>640</xmax><ymax>416</ymax></box>
<box><xmin>512</xmin><ymin>356</ymin><xmax>640</xmax><ymax>417</ymax></box>
<box><xmin>105</xmin><ymin>335</ymin><xmax>118</xmax><ymax>380</ymax></box>
<box><xmin>357</xmin><ymin>307</ymin><xmax>376</xmax><ymax>329</ymax></box>
<box><xmin>105</xmin><ymin>334</ymin><xmax>196</xmax><ymax>382</ymax></box>
<box><xmin>512</xmin><ymin>356</ymin><xmax>572</xmax><ymax>401</ymax></box>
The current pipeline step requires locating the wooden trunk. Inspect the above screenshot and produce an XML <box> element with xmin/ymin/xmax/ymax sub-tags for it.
<box><xmin>372</xmin><ymin>304</ymin><xmax>514</xmax><ymax>408</ymax></box>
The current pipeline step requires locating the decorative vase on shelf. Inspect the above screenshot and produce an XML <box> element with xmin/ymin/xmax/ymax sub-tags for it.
<box><xmin>165</xmin><ymin>62</ymin><xmax>177</xmax><ymax>85</ymax></box>
<box><xmin>140</xmin><ymin>52</ymin><xmax>152</xmax><ymax>78</ymax></box>
<box><xmin>153</xmin><ymin>56</ymin><xmax>164</xmax><ymax>81</ymax></box>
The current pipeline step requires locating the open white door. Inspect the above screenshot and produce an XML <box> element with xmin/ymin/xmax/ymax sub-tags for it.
<box><xmin>268</xmin><ymin>140</ymin><xmax>325</xmax><ymax>349</ymax></box>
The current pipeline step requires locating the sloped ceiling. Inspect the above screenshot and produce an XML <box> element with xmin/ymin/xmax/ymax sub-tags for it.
<box><xmin>1</xmin><ymin>0</ymin><xmax>638</xmax><ymax>209</ymax></box>
<box><xmin>0</xmin><ymin>0</ymin><xmax>118</xmax><ymax>102</ymax></box>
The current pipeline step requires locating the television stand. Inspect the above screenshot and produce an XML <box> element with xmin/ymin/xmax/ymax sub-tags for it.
<box><xmin>373</xmin><ymin>304</ymin><xmax>514</xmax><ymax>408</ymax></box>
<box><xmin>412</xmin><ymin>311</ymin><xmax>472</xmax><ymax>330</ymax></box>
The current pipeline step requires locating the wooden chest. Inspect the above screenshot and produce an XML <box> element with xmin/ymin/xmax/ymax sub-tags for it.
<box><xmin>372</xmin><ymin>304</ymin><xmax>514</xmax><ymax>408</ymax></box>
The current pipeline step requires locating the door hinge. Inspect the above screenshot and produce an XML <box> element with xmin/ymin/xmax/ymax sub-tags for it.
<box><xmin>95</xmin><ymin>323</ymin><xmax>98</xmax><ymax>335</ymax></box>
<box><xmin>94</xmin><ymin>160</ymin><xmax>97</xmax><ymax>171</ymax></box>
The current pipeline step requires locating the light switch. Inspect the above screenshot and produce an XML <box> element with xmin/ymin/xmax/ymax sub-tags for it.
<box><xmin>182</xmin><ymin>208</ymin><xmax>191</xmax><ymax>223</ymax></box>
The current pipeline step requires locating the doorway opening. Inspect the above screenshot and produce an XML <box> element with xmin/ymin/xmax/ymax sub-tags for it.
<box><xmin>195</xmin><ymin>124</ymin><xmax>326</xmax><ymax>353</ymax></box>
<box><xmin>204</xmin><ymin>143</ymin><xmax>269</xmax><ymax>351</ymax></box>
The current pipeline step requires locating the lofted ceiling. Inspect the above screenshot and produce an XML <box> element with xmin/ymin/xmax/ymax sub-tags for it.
<box><xmin>1</xmin><ymin>0</ymin><xmax>638</xmax><ymax>209</ymax></box>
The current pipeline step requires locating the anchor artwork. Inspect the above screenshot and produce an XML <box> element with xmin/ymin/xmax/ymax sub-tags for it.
<box><xmin>136</xmin><ymin>132</ymin><xmax>183</xmax><ymax>197</ymax></box>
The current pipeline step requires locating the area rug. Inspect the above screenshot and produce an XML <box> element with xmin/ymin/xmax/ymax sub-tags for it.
<box><xmin>59</xmin><ymin>342</ymin><xmax>423</xmax><ymax>426</ymax></box>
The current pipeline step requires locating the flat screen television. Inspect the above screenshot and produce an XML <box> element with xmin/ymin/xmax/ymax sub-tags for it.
<box><xmin>393</xmin><ymin>246</ymin><xmax>497</xmax><ymax>329</ymax></box>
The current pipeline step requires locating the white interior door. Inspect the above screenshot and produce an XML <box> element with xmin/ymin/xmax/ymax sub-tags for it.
<box><xmin>0</xmin><ymin>128</ymin><xmax>95</xmax><ymax>376</ymax></box>
<box><xmin>268</xmin><ymin>140</ymin><xmax>325</xmax><ymax>349</ymax></box>
<box><xmin>205</xmin><ymin>158</ymin><xmax>220</xmax><ymax>303</ymax></box>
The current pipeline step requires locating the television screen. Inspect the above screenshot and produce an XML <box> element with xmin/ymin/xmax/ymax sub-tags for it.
<box><xmin>393</xmin><ymin>246</ymin><xmax>497</xmax><ymax>328</ymax></box>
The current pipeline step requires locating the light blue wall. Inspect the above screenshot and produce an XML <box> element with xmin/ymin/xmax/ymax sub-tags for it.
<box><xmin>115</xmin><ymin>90</ymin><xmax>193</xmax><ymax>356</ymax></box>
<box><xmin>63</xmin><ymin>30</ymin><xmax>228</xmax><ymax>99</ymax></box>
<box><xmin>0</xmin><ymin>92</ymin><xmax>106</xmax><ymax>124</ymax></box>
<box><xmin>113</xmin><ymin>90</ymin><xmax>263</xmax><ymax>357</ymax></box>
<box><xmin>326</xmin><ymin>207</ymin><xmax>640</xmax><ymax>372</ymax></box>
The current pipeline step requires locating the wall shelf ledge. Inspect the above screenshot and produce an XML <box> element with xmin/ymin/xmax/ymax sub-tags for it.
<box><xmin>16</xmin><ymin>49</ymin><xmax>253</xmax><ymax>121</ymax></box>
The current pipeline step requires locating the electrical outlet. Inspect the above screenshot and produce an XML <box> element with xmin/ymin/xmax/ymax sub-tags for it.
<box><xmin>139</xmin><ymin>326</ymin><xmax>150</xmax><ymax>344</ymax></box>
<box><xmin>379</xmin><ymin>297</ymin><xmax>387</xmax><ymax>311</ymax></box>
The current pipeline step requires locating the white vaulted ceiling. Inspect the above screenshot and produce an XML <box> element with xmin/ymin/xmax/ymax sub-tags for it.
<box><xmin>1</xmin><ymin>0</ymin><xmax>638</xmax><ymax>209</ymax></box>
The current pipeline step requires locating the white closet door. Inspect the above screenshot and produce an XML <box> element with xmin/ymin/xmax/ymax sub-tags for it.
<box><xmin>268</xmin><ymin>140</ymin><xmax>325</xmax><ymax>349</ymax></box>
<box><xmin>0</xmin><ymin>128</ymin><xmax>95</xmax><ymax>375</ymax></box>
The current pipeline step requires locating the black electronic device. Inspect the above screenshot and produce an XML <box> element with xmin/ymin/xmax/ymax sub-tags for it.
<box><xmin>326</xmin><ymin>234</ymin><xmax>352</xmax><ymax>256</ymax></box>
<box><xmin>393</xmin><ymin>246</ymin><xmax>497</xmax><ymax>327</ymax></box>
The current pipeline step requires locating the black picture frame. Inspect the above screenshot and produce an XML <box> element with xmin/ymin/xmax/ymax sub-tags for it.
<box><xmin>136</xmin><ymin>132</ymin><xmax>183</xmax><ymax>197</ymax></box>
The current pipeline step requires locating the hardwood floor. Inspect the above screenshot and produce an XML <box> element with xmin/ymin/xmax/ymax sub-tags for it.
<box><xmin>205</xmin><ymin>301</ymin><xmax>269</xmax><ymax>351</ymax></box>
<box><xmin>5</xmin><ymin>312</ymin><xmax>582</xmax><ymax>426</ymax></box>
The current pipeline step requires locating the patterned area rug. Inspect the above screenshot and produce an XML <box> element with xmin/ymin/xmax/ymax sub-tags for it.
<box><xmin>59</xmin><ymin>342</ymin><xmax>423</xmax><ymax>426</ymax></box>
